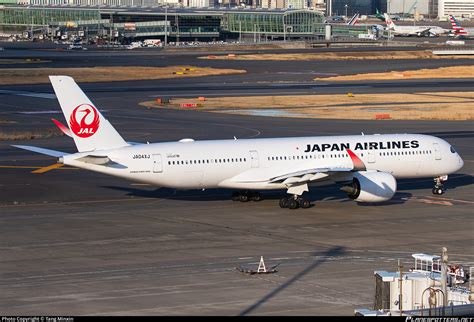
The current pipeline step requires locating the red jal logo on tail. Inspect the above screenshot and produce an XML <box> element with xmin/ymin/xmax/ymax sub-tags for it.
<box><xmin>69</xmin><ymin>104</ymin><xmax>100</xmax><ymax>138</ymax></box>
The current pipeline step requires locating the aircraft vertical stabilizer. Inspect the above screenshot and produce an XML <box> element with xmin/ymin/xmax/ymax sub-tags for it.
<box><xmin>49</xmin><ymin>76</ymin><xmax>128</xmax><ymax>152</ymax></box>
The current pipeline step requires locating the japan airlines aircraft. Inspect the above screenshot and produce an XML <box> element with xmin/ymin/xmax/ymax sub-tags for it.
<box><xmin>384</xmin><ymin>13</ymin><xmax>448</xmax><ymax>37</ymax></box>
<box><xmin>13</xmin><ymin>76</ymin><xmax>464</xmax><ymax>209</ymax></box>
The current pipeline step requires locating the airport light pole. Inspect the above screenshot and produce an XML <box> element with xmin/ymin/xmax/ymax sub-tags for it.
<box><xmin>441</xmin><ymin>247</ymin><xmax>448</xmax><ymax>309</ymax></box>
<box><xmin>164</xmin><ymin>4</ymin><xmax>168</xmax><ymax>47</ymax></box>
<box><xmin>387</xmin><ymin>0</ymin><xmax>391</xmax><ymax>42</ymax></box>
<box><xmin>344</xmin><ymin>4</ymin><xmax>348</xmax><ymax>20</ymax></box>
<box><xmin>239</xmin><ymin>20</ymin><xmax>242</xmax><ymax>42</ymax></box>
<box><xmin>398</xmin><ymin>259</ymin><xmax>403</xmax><ymax>316</ymax></box>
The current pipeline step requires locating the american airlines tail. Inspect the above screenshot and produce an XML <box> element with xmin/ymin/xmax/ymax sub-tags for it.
<box><xmin>448</xmin><ymin>15</ymin><xmax>468</xmax><ymax>36</ymax></box>
<box><xmin>346</xmin><ymin>13</ymin><xmax>359</xmax><ymax>26</ymax></box>
<box><xmin>49</xmin><ymin>76</ymin><xmax>128</xmax><ymax>152</ymax></box>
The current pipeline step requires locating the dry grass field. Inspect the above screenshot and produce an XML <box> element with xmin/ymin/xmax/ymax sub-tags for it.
<box><xmin>315</xmin><ymin>65</ymin><xmax>474</xmax><ymax>81</ymax></box>
<box><xmin>200</xmin><ymin>51</ymin><xmax>474</xmax><ymax>61</ymax></box>
<box><xmin>141</xmin><ymin>91</ymin><xmax>474</xmax><ymax>121</ymax></box>
<box><xmin>0</xmin><ymin>66</ymin><xmax>246</xmax><ymax>85</ymax></box>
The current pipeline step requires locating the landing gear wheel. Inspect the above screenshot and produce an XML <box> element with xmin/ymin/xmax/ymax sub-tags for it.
<box><xmin>239</xmin><ymin>193</ymin><xmax>249</xmax><ymax>202</ymax></box>
<box><xmin>279</xmin><ymin>197</ymin><xmax>289</xmax><ymax>208</ymax></box>
<box><xmin>432</xmin><ymin>188</ymin><xmax>444</xmax><ymax>195</ymax></box>
<box><xmin>250</xmin><ymin>192</ymin><xmax>262</xmax><ymax>202</ymax></box>
<box><xmin>299</xmin><ymin>199</ymin><xmax>311</xmax><ymax>209</ymax></box>
<box><xmin>288</xmin><ymin>199</ymin><xmax>299</xmax><ymax>209</ymax></box>
<box><xmin>432</xmin><ymin>176</ymin><xmax>447</xmax><ymax>196</ymax></box>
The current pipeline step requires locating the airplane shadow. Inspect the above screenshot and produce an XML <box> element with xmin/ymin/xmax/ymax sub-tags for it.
<box><xmin>397</xmin><ymin>173</ymin><xmax>473</xmax><ymax>192</ymax></box>
<box><xmin>101</xmin><ymin>185</ymin><xmax>414</xmax><ymax>205</ymax></box>
<box><xmin>239</xmin><ymin>246</ymin><xmax>347</xmax><ymax>316</ymax></box>
<box><xmin>101</xmin><ymin>173</ymin><xmax>472</xmax><ymax>206</ymax></box>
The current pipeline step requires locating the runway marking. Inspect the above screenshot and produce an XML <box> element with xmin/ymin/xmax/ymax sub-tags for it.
<box><xmin>31</xmin><ymin>163</ymin><xmax>64</xmax><ymax>174</ymax></box>
<box><xmin>402</xmin><ymin>196</ymin><xmax>453</xmax><ymax>206</ymax></box>
<box><xmin>0</xmin><ymin>197</ymin><xmax>153</xmax><ymax>208</ymax></box>
<box><xmin>426</xmin><ymin>196</ymin><xmax>474</xmax><ymax>204</ymax></box>
<box><xmin>0</xmin><ymin>89</ymin><xmax>56</xmax><ymax>99</ymax></box>
<box><xmin>0</xmin><ymin>165</ymin><xmax>77</xmax><ymax>170</ymax></box>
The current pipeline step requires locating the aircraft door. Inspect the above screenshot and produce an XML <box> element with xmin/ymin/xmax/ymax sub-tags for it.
<box><xmin>433</xmin><ymin>143</ymin><xmax>442</xmax><ymax>160</ymax></box>
<box><xmin>153</xmin><ymin>154</ymin><xmax>163</xmax><ymax>173</ymax></box>
<box><xmin>367</xmin><ymin>150</ymin><xmax>376</xmax><ymax>163</ymax></box>
<box><xmin>250</xmin><ymin>150</ymin><xmax>259</xmax><ymax>168</ymax></box>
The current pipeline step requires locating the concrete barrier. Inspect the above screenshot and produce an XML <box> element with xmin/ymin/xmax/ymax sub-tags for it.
<box><xmin>432</xmin><ymin>50</ymin><xmax>474</xmax><ymax>55</ymax></box>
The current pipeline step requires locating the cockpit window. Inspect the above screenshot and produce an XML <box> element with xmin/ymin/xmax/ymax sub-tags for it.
<box><xmin>450</xmin><ymin>146</ymin><xmax>457</xmax><ymax>154</ymax></box>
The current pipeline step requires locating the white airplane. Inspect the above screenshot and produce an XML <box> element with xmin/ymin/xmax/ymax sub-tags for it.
<box><xmin>384</xmin><ymin>13</ymin><xmax>449</xmax><ymax>37</ymax></box>
<box><xmin>13</xmin><ymin>76</ymin><xmax>464</xmax><ymax>209</ymax></box>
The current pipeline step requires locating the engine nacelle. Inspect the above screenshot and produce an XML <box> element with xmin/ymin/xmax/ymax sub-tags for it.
<box><xmin>342</xmin><ymin>171</ymin><xmax>397</xmax><ymax>203</ymax></box>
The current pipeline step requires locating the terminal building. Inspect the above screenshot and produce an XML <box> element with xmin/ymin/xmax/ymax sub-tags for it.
<box><xmin>438</xmin><ymin>0</ymin><xmax>474</xmax><ymax>18</ymax></box>
<box><xmin>0</xmin><ymin>5</ymin><xmax>369</xmax><ymax>40</ymax></box>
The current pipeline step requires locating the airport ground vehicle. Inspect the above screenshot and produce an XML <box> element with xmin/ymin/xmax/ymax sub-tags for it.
<box><xmin>13</xmin><ymin>77</ymin><xmax>464</xmax><ymax>209</ymax></box>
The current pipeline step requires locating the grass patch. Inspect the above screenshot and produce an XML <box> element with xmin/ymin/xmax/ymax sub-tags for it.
<box><xmin>200</xmin><ymin>51</ymin><xmax>474</xmax><ymax>61</ymax></box>
<box><xmin>0</xmin><ymin>66</ymin><xmax>246</xmax><ymax>85</ymax></box>
<box><xmin>315</xmin><ymin>65</ymin><xmax>474</xmax><ymax>81</ymax></box>
<box><xmin>141</xmin><ymin>91</ymin><xmax>474</xmax><ymax>121</ymax></box>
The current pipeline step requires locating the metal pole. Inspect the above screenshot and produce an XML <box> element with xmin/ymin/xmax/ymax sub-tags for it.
<box><xmin>254</xmin><ymin>23</ymin><xmax>256</xmax><ymax>42</ymax></box>
<box><xmin>239</xmin><ymin>20</ymin><xmax>241</xmax><ymax>42</ymax></box>
<box><xmin>97</xmin><ymin>3</ymin><xmax>100</xmax><ymax>39</ymax></box>
<box><xmin>176</xmin><ymin>12</ymin><xmax>179</xmax><ymax>46</ymax></box>
<box><xmin>164</xmin><ymin>5</ymin><xmax>168</xmax><ymax>47</ymax></box>
<box><xmin>441</xmin><ymin>247</ymin><xmax>448</xmax><ymax>309</ymax></box>
<box><xmin>109</xmin><ymin>13</ymin><xmax>112</xmax><ymax>43</ymax></box>
<box><xmin>398</xmin><ymin>259</ymin><xmax>403</xmax><ymax>316</ymax></box>
<box><xmin>413</xmin><ymin>5</ymin><xmax>417</xmax><ymax>25</ymax></box>
<box><xmin>387</xmin><ymin>0</ymin><xmax>391</xmax><ymax>42</ymax></box>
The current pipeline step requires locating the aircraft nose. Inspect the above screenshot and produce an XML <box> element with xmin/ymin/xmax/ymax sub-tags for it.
<box><xmin>458</xmin><ymin>155</ymin><xmax>464</xmax><ymax>170</ymax></box>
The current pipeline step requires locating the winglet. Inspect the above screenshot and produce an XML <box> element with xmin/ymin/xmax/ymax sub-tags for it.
<box><xmin>51</xmin><ymin>118</ymin><xmax>72</xmax><ymax>138</ymax></box>
<box><xmin>346</xmin><ymin>149</ymin><xmax>366</xmax><ymax>171</ymax></box>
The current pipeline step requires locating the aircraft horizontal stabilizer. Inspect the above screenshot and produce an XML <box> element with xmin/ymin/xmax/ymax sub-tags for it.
<box><xmin>12</xmin><ymin>145</ymin><xmax>68</xmax><ymax>157</ymax></box>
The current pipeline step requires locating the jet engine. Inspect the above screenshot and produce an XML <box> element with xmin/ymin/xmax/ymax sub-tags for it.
<box><xmin>341</xmin><ymin>171</ymin><xmax>397</xmax><ymax>203</ymax></box>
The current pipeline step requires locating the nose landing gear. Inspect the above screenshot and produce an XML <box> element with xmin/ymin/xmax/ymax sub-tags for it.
<box><xmin>279</xmin><ymin>195</ymin><xmax>311</xmax><ymax>209</ymax></box>
<box><xmin>432</xmin><ymin>175</ymin><xmax>448</xmax><ymax>195</ymax></box>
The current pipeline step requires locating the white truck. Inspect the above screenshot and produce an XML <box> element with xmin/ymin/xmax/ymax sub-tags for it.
<box><xmin>358</xmin><ymin>33</ymin><xmax>376</xmax><ymax>40</ymax></box>
<box><xmin>143</xmin><ymin>39</ymin><xmax>162</xmax><ymax>47</ymax></box>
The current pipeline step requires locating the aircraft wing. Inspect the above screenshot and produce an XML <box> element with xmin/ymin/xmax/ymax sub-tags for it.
<box><xmin>232</xmin><ymin>149</ymin><xmax>366</xmax><ymax>185</ymax></box>
<box><xmin>407</xmin><ymin>27</ymin><xmax>431</xmax><ymax>35</ymax></box>
<box><xmin>269</xmin><ymin>167</ymin><xmax>352</xmax><ymax>184</ymax></box>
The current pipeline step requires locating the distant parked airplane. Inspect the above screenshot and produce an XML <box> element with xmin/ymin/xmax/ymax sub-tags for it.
<box><xmin>449</xmin><ymin>15</ymin><xmax>474</xmax><ymax>38</ymax></box>
<box><xmin>375</xmin><ymin>9</ymin><xmax>400</xmax><ymax>22</ymax></box>
<box><xmin>384</xmin><ymin>13</ymin><xmax>448</xmax><ymax>36</ymax></box>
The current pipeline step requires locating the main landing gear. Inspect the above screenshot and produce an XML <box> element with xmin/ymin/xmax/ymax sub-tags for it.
<box><xmin>232</xmin><ymin>190</ymin><xmax>263</xmax><ymax>202</ymax></box>
<box><xmin>279</xmin><ymin>195</ymin><xmax>311</xmax><ymax>209</ymax></box>
<box><xmin>432</xmin><ymin>175</ymin><xmax>448</xmax><ymax>195</ymax></box>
